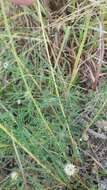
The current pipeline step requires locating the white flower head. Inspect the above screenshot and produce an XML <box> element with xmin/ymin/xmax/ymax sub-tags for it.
<box><xmin>10</xmin><ymin>171</ymin><xmax>18</xmax><ymax>181</ymax></box>
<box><xmin>17</xmin><ymin>99</ymin><xmax>21</xmax><ymax>105</ymax></box>
<box><xmin>64</xmin><ymin>163</ymin><xmax>78</xmax><ymax>177</ymax></box>
<box><xmin>80</xmin><ymin>138</ymin><xmax>82</xmax><ymax>142</ymax></box>
<box><xmin>3</xmin><ymin>62</ymin><xmax>9</xmax><ymax>69</ymax></box>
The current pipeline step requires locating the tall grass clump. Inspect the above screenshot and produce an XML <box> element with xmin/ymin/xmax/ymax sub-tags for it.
<box><xmin>0</xmin><ymin>0</ymin><xmax>107</xmax><ymax>189</ymax></box>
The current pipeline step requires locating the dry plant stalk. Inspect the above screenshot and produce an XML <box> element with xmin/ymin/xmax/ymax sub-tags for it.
<box><xmin>92</xmin><ymin>17</ymin><xmax>104</xmax><ymax>91</ymax></box>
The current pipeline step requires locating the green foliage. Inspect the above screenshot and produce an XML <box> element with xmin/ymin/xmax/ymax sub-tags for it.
<box><xmin>0</xmin><ymin>0</ymin><xmax>107</xmax><ymax>189</ymax></box>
